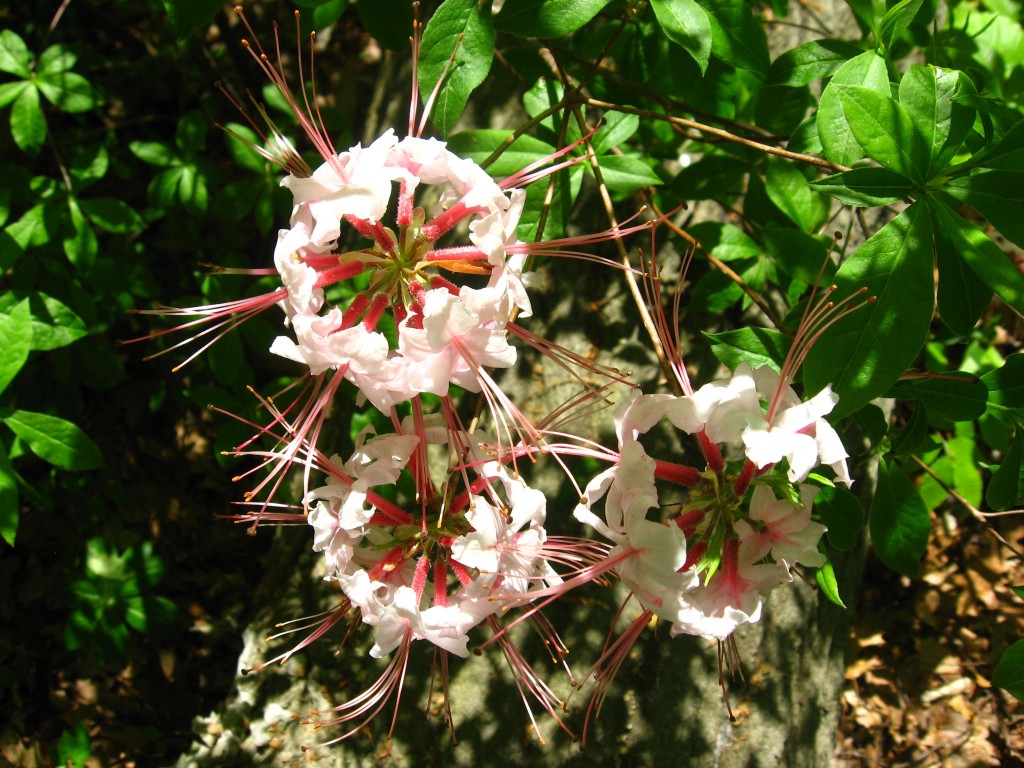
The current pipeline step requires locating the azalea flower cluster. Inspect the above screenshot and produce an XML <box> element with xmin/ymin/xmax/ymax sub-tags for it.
<box><xmin>270</xmin><ymin>127</ymin><xmax>534</xmax><ymax>411</ymax></box>
<box><xmin>134</xmin><ymin>8</ymin><xmax>858</xmax><ymax>749</ymax></box>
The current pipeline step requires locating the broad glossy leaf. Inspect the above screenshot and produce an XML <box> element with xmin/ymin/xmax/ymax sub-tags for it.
<box><xmin>649</xmin><ymin>0</ymin><xmax>712</xmax><ymax>74</ymax></box>
<box><xmin>36</xmin><ymin>45</ymin><xmax>76</xmax><ymax>75</ymax></box>
<box><xmin>0</xmin><ymin>30</ymin><xmax>31</xmax><ymax>78</ymax></box>
<box><xmin>943</xmin><ymin>169</ymin><xmax>1024</xmax><ymax>249</ymax></box>
<box><xmin>35</xmin><ymin>71</ymin><xmax>98</xmax><ymax>113</ymax></box>
<box><xmin>891</xmin><ymin>401</ymin><xmax>933</xmax><ymax>455</ymax></box>
<box><xmin>765</xmin><ymin>39</ymin><xmax>861</xmax><ymax>87</ymax></box>
<box><xmin>762</xmin><ymin>228</ymin><xmax>835</xmax><ymax>285</ymax></box>
<box><xmin>765</xmin><ymin>156</ymin><xmax>830</xmax><ymax>231</ymax></box>
<box><xmin>129</xmin><ymin>140</ymin><xmax>177</xmax><ymax>167</ymax></box>
<box><xmin>835</xmin><ymin>85</ymin><xmax>929</xmax><ymax>182</ymax></box>
<box><xmin>418</xmin><ymin>0</ymin><xmax>494</xmax><ymax>137</ymax></box>
<box><xmin>804</xmin><ymin>203</ymin><xmax>934</xmax><ymax>417</ymax></box>
<box><xmin>494</xmin><ymin>0</ymin><xmax>612</xmax><ymax>37</ymax></box>
<box><xmin>816</xmin><ymin>553</ymin><xmax>847</xmax><ymax>608</ymax></box>
<box><xmin>0</xmin><ymin>299</ymin><xmax>31</xmax><ymax>397</ymax></box>
<box><xmin>63</xmin><ymin>198</ymin><xmax>97</xmax><ymax>269</ymax></box>
<box><xmin>1</xmin><ymin>410</ymin><xmax>104</xmax><ymax>470</ymax></box>
<box><xmin>0</xmin><ymin>291</ymin><xmax>89</xmax><ymax>351</ymax></box>
<box><xmin>11</xmin><ymin>84</ymin><xmax>45</xmax><ymax>155</ymax></box>
<box><xmin>672</xmin><ymin>153</ymin><xmax>748</xmax><ymax>201</ymax></box>
<box><xmin>68</xmin><ymin>144</ymin><xmax>110</xmax><ymax>188</ymax></box>
<box><xmin>816</xmin><ymin>484</ymin><xmax>863</xmax><ymax>551</ymax></box>
<box><xmin>816</xmin><ymin>51</ymin><xmax>889</xmax><ymax>167</ymax></box>
<box><xmin>879</xmin><ymin>0</ymin><xmax>925</xmax><ymax>51</ymax></box>
<box><xmin>703</xmin><ymin>327</ymin><xmax>791</xmax><ymax>372</ymax></box>
<box><xmin>886</xmin><ymin>373</ymin><xmax>988</xmax><ymax>421</ymax></box>
<box><xmin>982</xmin><ymin>353</ymin><xmax>1024</xmax><ymax>414</ymax></box>
<box><xmin>592</xmin><ymin>112</ymin><xmax>639</xmax><ymax>156</ymax></box>
<box><xmin>987</xmin><ymin>431</ymin><xmax>1024</xmax><ymax>511</ymax></box>
<box><xmin>973</xmin><ymin>121</ymin><xmax>1024</xmax><ymax>172</ymax></box>
<box><xmin>79</xmin><ymin>198</ymin><xmax>145</xmax><ymax>234</ymax></box>
<box><xmin>593</xmin><ymin>155</ymin><xmax>662</xmax><ymax>192</ymax></box>
<box><xmin>932</xmin><ymin>202</ymin><xmax>1024</xmax><ymax>317</ymax></box>
<box><xmin>688</xmin><ymin>221</ymin><xmax>761</xmax><ymax>262</ymax></box>
<box><xmin>898</xmin><ymin>66</ymin><xmax>976</xmax><ymax>178</ymax></box>
<box><xmin>703</xmin><ymin>0</ymin><xmax>770</xmax><ymax>76</ymax></box>
<box><xmin>994</xmin><ymin>640</ymin><xmax>1024</xmax><ymax>702</ymax></box>
<box><xmin>931</xmin><ymin>205</ymin><xmax>995</xmax><ymax>336</ymax></box>
<box><xmin>358</xmin><ymin>0</ymin><xmax>415</xmax><ymax>50</ymax></box>
<box><xmin>871</xmin><ymin>459</ymin><xmax>930</xmax><ymax>576</ymax></box>
<box><xmin>810</xmin><ymin>167</ymin><xmax>915</xmax><ymax>207</ymax></box>
<box><xmin>447</xmin><ymin>131</ymin><xmax>557</xmax><ymax>177</ymax></box>
<box><xmin>0</xmin><ymin>81</ymin><xmax>28</xmax><ymax>109</ymax></box>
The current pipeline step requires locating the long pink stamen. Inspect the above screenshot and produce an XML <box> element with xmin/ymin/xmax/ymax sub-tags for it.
<box><xmin>653</xmin><ymin>459</ymin><xmax>701</xmax><ymax>487</ymax></box>
<box><xmin>313</xmin><ymin>259</ymin><xmax>365</xmax><ymax>288</ymax></box>
<box><xmin>433</xmin><ymin>562</ymin><xmax>449</xmax><ymax>607</ymax></box>
<box><xmin>362</xmin><ymin>292</ymin><xmax>390</xmax><ymax>331</ymax></box>
<box><xmin>345</xmin><ymin>214</ymin><xmax>396</xmax><ymax>252</ymax></box>
<box><xmin>421</xmin><ymin>202</ymin><xmax>485</xmax><ymax>241</ymax></box>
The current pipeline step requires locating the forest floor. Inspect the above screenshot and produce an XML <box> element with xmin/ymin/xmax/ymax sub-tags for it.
<box><xmin>834</xmin><ymin>511</ymin><xmax>1024</xmax><ymax>767</ymax></box>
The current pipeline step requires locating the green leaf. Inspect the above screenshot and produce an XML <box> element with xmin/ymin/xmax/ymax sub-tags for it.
<box><xmin>0</xmin><ymin>298</ymin><xmax>31</xmax><ymax>397</ymax></box>
<box><xmin>358</xmin><ymin>0</ymin><xmax>415</xmax><ymax>50</ymax></box>
<box><xmin>891</xmin><ymin>402</ymin><xmax>933</xmax><ymax>455</ymax></box>
<box><xmin>688</xmin><ymin>221</ymin><xmax>761</xmax><ymax>262</ymax></box>
<box><xmin>0</xmin><ymin>441</ymin><xmax>19</xmax><ymax>546</ymax></box>
<box><xmin>816</xmin><ymin>51</ymin><xmax>889</xmax><ymax>167</ymax></box>
<box><xmin>671</xmin><ymin>152</ymin><xmax>748</xmax><ymax>201</ymax></box>
<box><xmin>161</xmin><ymin>0</ymin><xmax>225</xmax><ymax>41</ymax></box>
<box><xmin>78</xmin><ymin>198</ymin><xmax>145</xmax><ymax>234</ymax></box>
<box><xmin>55</xmin><ymin>723</ymin><xmax>91</xmax><ymax>768</ymax></box>
<box><xmin>810</xmin><ymin>167</ymin><xmax>915</xmax><ymax>207</ymax></box>
<box><xmin>835</xmin><ymin>85</ymin><xmax>929</xmax><ymax>182</ymax></box>
<box><xmin>703</xmin><ymin>327</ymin><xmax>791</xmax><ymax>372</ymax></box>
<box><xmin>0</xmin><ymin>292</ymin><xmax>89</xmax><ymax>351</ymax></box>
<box><xmin>649</xmin><ymin>0</ymin><xmax>712</xmax><ymax>74</ymax></box>
<box><xmin>129</xmin><ymin>140</ymin><xmax>177</xmax><ymax>167</ymax></box>
<box><xmin>592</xmin><ymin>112</ymin><xmax>639</xmax><ymax>155</ymax></box>
<box><xmin>815</xmin><ymin>484</ymin><xmax>864</xmax><ymax>551</ymax></box>
<box><xmin>36</xmin><ymin>44</ymin><xmax>76</xmax><ymax>75</ymax></box>
<box><xmin>418</xmin><ymin>0</ymin><xmax>494</xmax><ymax>137</ymax></box>
<box><xmin>943</xmin><ymin>170</ymin><xmax>1024</xmax><ymax>249</ymax></box>
<box><xmin>68</xmin><ymin>144</ymin><xmax>110</xmax><ymax>188</ymax></box>
<box><xmin>765</xmin><ymin>39</ymin><xmax>862</xmax><ymax>87</ymax></box>
<box><xmin>932</xmin><ymin>202</ymin><xmax>1024</xmax><ymax>317</ymax></box>
<box><xmin>125</xmin><ymin>596</ymin><xmax>177</xmax><ymax>634</ymax></box>
<box><xmin>982</xmin><ymin>354</ymin><xmax>1024</xmax><ymax>413</ymax></box>
<box><xmin>175</xmin><ymin>110</ymin><xmax>208</xmax><ymax>159</ymax></box>
<box><xmin>494</xmin><ymin>0</ymin><xmax>612</xmax><ymax>37</ymax></box>
<box><xmin>63</xmin><ymin>198</ymin><xmax>97</xmax><ymax>269</ymax></box>
<box><xmin>305</xmin><ymin>0</ymin><xmax>349</xmax><ymax>31</ymax></box>
<box><xmin>1</xmin><ymin>410</ymin><xmax>104</xmax><ymax>470</ymax></box>
<box><xmin>0</xmin><ymin>81</ymin><xmax>29</xmax><ymax>109</ymax></box>
<box><xmin>932</xmin><ymin>205</ymin><xmax>995</xmax><ymax>336</ymax></box>
<box><xmin>987</xmin><ymin>431</ymin><xmax>1024</xmax><ymax>511</ymax></box>
<box><xmin>762</xmin><ymin>228</ymin><xmax>835</xmax><ymax>285</ymax></box>
<box><xmin>879</xmin><ymin>0</ymin><xmax>924</xmax><ymax>51</ymax></box>
<box><xmin>994</xmin><ymin>639</ymin><xmax>1024</xmax><ymax>702</ymax></box>
<box><xmin>446</xmin><ymin>130</ymin><xmax>557</xmax><ymax>176</ymax></box>
<box><xmin>765</xmin><ymin>156</ymin><xmax>829</xmax><ymax>231</ymax></box>
<box><xmin>703</xmin><ymin>0</ymin><xmax>770</xmax><ymax>76</ymax></box>
<box><xmin>804</xmin><ymin>203</ymin><xmax>934</xmax><ymax>417</ymax></box>
<box><xmin>35</xmin><ymin>71</ymin><xmax>98</xmax><ymax>113</ymax></box>
<box><xmin>815</xmin><ymin>552</ymin><xmax>847</xmax><ymax>608</ymax></box>
<box><xmin>0</xmin><ymin>30</ymin><xmax>31</xmax><ymax>78</ymax></box>
<box><xmin>886</xmin><ymin>373</ymin><xmax>988</xmax><ymax>421</ymax></box>
<box><xmin>592</xmin><ymin>154</ymin><xmax>661</xmax><ymax>193</ymax></box>
<box><xmin>871</xmin><ymin>458</ymin><xmax>931</xmax><ymax>576</ymax></box>
<box><xmin>11</xmin><ymin>84</ymin><xmax>45</xmax><ymax>155</ymax></box>
<box><xmin>176</xmin><ymin>165</ymin><xmax>208</xmax><ymax>215</ymax></box>
<box><xmin>898</xmin><ymin>66</ymin><xmax>976</xmax><ymax>179</ymax></box>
